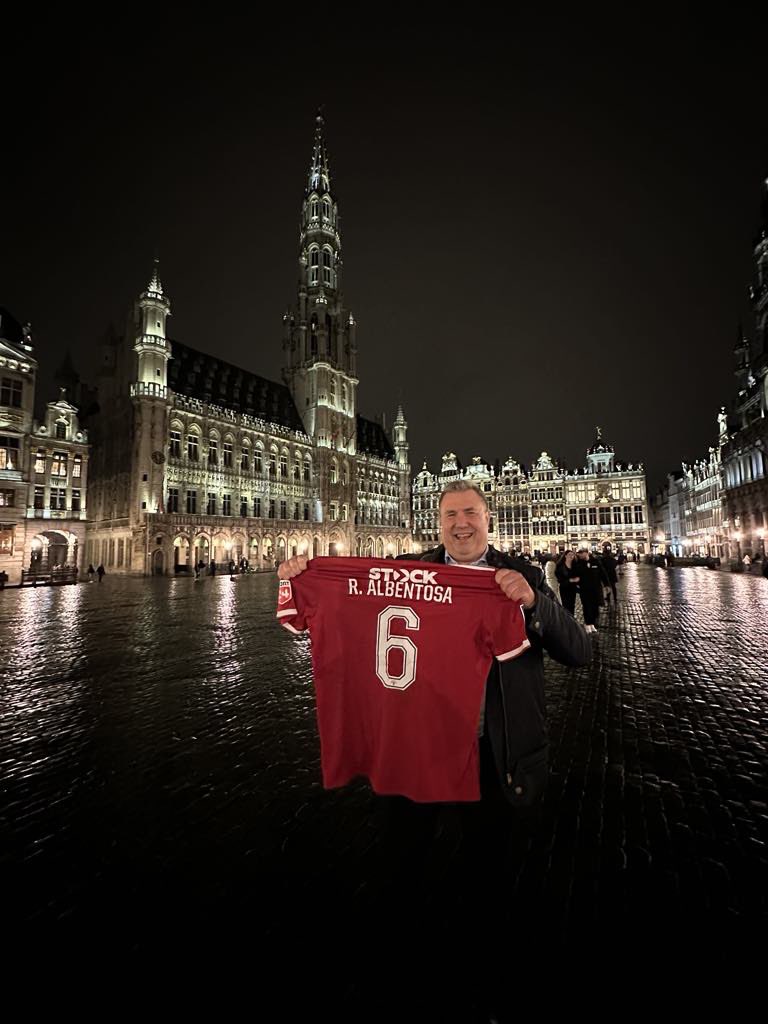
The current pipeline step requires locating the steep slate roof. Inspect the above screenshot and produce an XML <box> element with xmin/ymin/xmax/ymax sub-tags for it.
<box><xmin>167</xmin><ymin>340</ymin><xmax>305</xmax><ymax>433</ymax></box>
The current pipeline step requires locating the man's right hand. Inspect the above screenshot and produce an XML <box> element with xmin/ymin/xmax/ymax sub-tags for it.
<box><xmin>277</xmin><ymin>555</ymin><xmax>309</xmax><ymax>580</ymax></box>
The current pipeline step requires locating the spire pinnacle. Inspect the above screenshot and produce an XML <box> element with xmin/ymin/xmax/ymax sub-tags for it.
<box><xmin>147</xmin><ymin>257</ymin><xmax>163</xmax><ymax>297</ymax></box>
<box><xmin>308</xmin><ymin>108</ymin><xmax>331</xmax><ymax>194</ymax></box>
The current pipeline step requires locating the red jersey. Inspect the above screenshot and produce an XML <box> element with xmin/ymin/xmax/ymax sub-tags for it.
<box><xmin>277</xmin><ymin>556</ymin><xmax>530</xmax><ymax>802</ymax></box>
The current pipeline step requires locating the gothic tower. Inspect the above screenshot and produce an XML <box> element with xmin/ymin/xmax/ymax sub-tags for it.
<box><xmin>130</xmin><ymin>260</ymin><xmax>171</xmax><ymax>555</ymax></box>
<box><xmin>283</xmin><ymin>113</ymin><xmax>359</xmax><ymax>537</ymax></box>
<box><xmin>394</xmin><ymin>404</ymin><xmax>411</xmax><ymax>529</ymax></box>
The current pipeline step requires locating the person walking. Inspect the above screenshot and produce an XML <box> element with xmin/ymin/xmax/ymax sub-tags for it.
<box><xmin>555</xmin><ymin>549</ymin><xmax>579</xmax><ymax>615</ymax></box>
<box><xmin>575</xmin><ymin>548</ymin><xmax>605</xmax><ymax>634</ymax></box>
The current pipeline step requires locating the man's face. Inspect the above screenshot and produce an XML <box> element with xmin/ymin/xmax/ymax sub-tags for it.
<box><xmin>577</xmin><ymin>551</ymin><xmax>589</xmax><ymax>561</ymax></box>
<box><xmin>440</xmin><ymin>490</ymin><xmax>490</xmax><ymax>563</ymax></box>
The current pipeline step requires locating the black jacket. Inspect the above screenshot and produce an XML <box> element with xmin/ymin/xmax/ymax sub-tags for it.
<box><xmin>400</xmin><ymin>545</ymin><xmax>592</xmax><ymax>807</ymax></box>
<box><xmin>601</xmin><ymin>553</ymin><xmax>618</xmax><ymax>583</ymax></box>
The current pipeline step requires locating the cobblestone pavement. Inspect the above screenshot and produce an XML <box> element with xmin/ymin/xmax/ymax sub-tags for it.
<box><xmin>1</xmin><ymin>565</ymin><xmax>766</xmax><ymax>1013</ymax></box>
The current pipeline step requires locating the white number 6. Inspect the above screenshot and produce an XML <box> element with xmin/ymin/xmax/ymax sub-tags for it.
<box><xmin>375</xmin><ymin>605</ymin><xmax>420</xmax><ymax>690</ymax></box>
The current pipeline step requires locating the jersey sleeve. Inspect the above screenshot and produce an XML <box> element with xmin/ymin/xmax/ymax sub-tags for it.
<box><xmin>491</xmin><ymin>599</ymin><xmax>531</xmax><ymax>662</ymax></box>
<box><xmin>276</xmin><ymin>576</ymin><xmax>309</xmax><ymax>634</ymax></box>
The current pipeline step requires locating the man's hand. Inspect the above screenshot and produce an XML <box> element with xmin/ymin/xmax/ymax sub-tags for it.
<box><xmin>495</xmin><ymin>569</ymin><xmax>536</xmax><ymax>610</ymax></box>
<box><xmin>277</xmin><ymin>555</ymin><xmax>309</xmax><ymax>580</ymax></box>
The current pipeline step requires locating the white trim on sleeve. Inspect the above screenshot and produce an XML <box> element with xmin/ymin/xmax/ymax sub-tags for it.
<box><xmin>495</xmin><ymin>639</ymin><xmax>531</xmax><ymax>662</ymax></box>
<box><xmin>277</xmin><ymin>608</ymin><xmax>298</xmax><ymax>619</ymax></box>
<box><xmin>281</xmin><ymin>620</ymin><xmax>305</xmax><ymax>635</ymax></box>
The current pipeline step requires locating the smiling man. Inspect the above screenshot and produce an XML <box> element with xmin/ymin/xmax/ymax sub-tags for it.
<box><xmin>428</xmin><ymin>480</ymin><xmax>590</xmax><ymax>808</ymax></box>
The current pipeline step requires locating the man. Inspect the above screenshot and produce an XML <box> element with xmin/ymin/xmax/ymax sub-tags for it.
<box><xmin>278</xmin><ymin>481</ymin><xmax>592</xmax><ymax>1014</ymax></box>
<box><xmin>575</xmin><ymin>547</ymin><xmax>606</xmax><ymax>633</ymax></box>
<box><xmin>278</xmin><ymin>480</ymin><xmax>591</xmax><ymax>808</ymax></box>
<box><xmin>601</xmin><ymin>544</ymin><xmax>619</xmax><ymax>605</ymax></box>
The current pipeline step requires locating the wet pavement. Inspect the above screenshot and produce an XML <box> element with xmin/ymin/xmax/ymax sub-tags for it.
<box><xmin>2</xmin><ymin>565</ymin><xmax>767</xmax><ymax>1013</ymax></box>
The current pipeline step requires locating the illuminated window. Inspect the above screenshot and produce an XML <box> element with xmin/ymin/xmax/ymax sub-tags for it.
<box><xmin>35</xmin><ymin>450</ymin><xmax>46</xmax><ymax>474</ymax></box>
<box><xmin>0</xmin><ymin>436</ymin><xmax>20</xmax><ymax>471</ymax></box>
<box><xmin>51</xmin><ymin>452</ymin><xmax>68</xmax><ymax>477</ymax></box>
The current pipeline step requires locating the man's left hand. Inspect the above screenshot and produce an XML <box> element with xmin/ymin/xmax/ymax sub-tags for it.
<box><xmin>495</xmin><ymin>569</ymin><xmax>536</xmax><ymax>610</ymax></box>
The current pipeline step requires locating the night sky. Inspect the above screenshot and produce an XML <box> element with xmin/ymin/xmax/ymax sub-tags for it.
<box><xmin>4</xmin><ymin>23</ymin><xmax>767</xmax><ymax>493</ymax></box>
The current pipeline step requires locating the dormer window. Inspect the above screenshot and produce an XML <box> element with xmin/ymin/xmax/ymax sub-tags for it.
<box><xmin>56</xmin><ymin>422</ymin><xmax>67</xmax><ymax>440</ymax></box>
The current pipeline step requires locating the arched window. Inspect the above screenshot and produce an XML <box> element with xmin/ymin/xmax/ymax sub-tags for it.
<box><xmin>330</xmin><ymin>459</ymin><xmax>338</xmax><ymax>484</ymax></box>
<box><xmin>310</xmin><ymin>198</ymin><xmax>319</xmax><ymax>220</ymax></box>
<box><xmin>309</xmin><ymin>247</ymin><xmax>319</xmax><ymax>286</ymax></box>
<box><xmin>322</xmin><ymin>198</ymin><xmax>331</xmax><ymax>221</ymax></box>
<box><xmin>187</xmin><ymin>427</ymin><xmax>200</xmax><ymax>462</ymax></box>
<box><xmin>322</xmin><ymin>247</ymin><xmax>333</xmax><ymax>287</ymax></box>
<box><xmin>304</xmin><ymin>458</ymin><xmax>312</xmax><ymax>482</ymax></box>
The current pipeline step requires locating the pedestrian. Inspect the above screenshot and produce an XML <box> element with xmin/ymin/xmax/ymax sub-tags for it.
<box><xmin>601</xmin><ymin>546</ymin><xmax>619</xmax><ymax>605</ymax></box>
<box><xmin>544</xmin><ymin>554</ymin><xmax>561</xmax><ymax>604</ymax></box>
<box><xmin>96</xmin><ymin>563</ymin><xmax>105</xmax><ymax>583</ymax></box>
<box><xmin>555</xmin><ymin>549</ymin><xmax>578</xmax><ymax>615</ymax></box>
<box><xmin>575</xmin><ymin>547</ymin><xmax>604</xmax><ymax>633</ymax></box>
<box><xmin>87</xmin><ymin>563</ymin><xmax>96</xmax><ymax>582</ymax></box>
